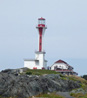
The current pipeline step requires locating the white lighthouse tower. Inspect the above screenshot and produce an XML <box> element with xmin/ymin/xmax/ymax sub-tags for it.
<box><xmin>35</xmin><ymin>17</ymin><xmax>47</xmax><ymax>69</ymax></box>
<box><xmin>24</xmin><ymin>17</ymin><xmax>47</xmax><ymax>69</ymax></box>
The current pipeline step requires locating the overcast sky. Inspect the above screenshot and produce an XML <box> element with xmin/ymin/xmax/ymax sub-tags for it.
<box><xmin>0</xmin><ymin>0</ymin><xmax>87</xmax><ymax>75</ymax></box>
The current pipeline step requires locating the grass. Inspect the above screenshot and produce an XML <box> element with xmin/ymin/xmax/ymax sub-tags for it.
<box><xmin>68</xmin><ymin>75</ymin><xmax>87</xmax><ymax>89</ymax></box>
<box><xmin>68</xmin><ymin>75</ymin><xmax>87</xmax><ymax>83</ymax></box>
<box><xmin>35</xmin><ymin>93</ymin><xmax>65</xmax><ymax>98</ymax></box>
<box><xmin>0</xmin><ymin>93</ymin><xmax>65</xmax><ymax>98</ymax></box>
<box><xmin>26</xmin><ymin>69</ymin><xmax>60</xmax><ymax>75</ymax></box>
<box><xmin>59</xmin><ymin>74</ymin><xmax>68</xmax><ymax>80</ymax></box>
<box><xmin>70</xmin><ymin>93</ymin><xmax>87</xmax><ymax>98</ymax></box>
<box><xmin>26</xmin><ymin>69</ymin><xmax>86</xmax><ymax>82</ymax></box>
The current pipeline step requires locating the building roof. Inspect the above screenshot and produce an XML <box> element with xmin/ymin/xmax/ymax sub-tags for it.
<box><xmin>54</xmin><ymin>59</ymin><xmax>73</xmax><ymax>68</ymax></box>
<box><xmin>55</xmin><ymin>60</ymin><xmax>67</xmax><ymax>64</ymax></box>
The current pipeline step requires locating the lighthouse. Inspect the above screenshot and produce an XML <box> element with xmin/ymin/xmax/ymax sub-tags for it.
<box><xmin>35</xmin><ymin>17</ymin><xmax>47</xmax><ymax>69</ymax></box>
<box><xmin>36</xmin><ymin>17</ymin><xmax>47</xmax><ymax>52</ymax></box>
<box><xmin>24</xmin><ymin>17</ymin><xmax>47</xmax><ymax>69</ymax></box>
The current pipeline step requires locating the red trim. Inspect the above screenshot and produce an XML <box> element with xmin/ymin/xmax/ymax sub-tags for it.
<box><xmin>38</xmin><ymin>24</ymin><xmax>45</xmax><ymax>27</ymax></box>
<box><xmin>55</xmin><ymin>60</ymin><xmax>67</xmax><ymax>64</ymax></box>
<box><xmin>38</xmin><ymin>17</ymin><xmax>45</xmax><ymax>20</ymax></box>
<box><xmin>42</xmin><ymin>67</ymin><xmax>45</xmax><ymax>69</ymax></box>
<box><xmin>39</xmin><ymin>28</ymin><xmax>43</xmax><ymax>52</ymax></box>
<box><xmin>33</xmin><ymin>67</ymin><xmax>37</xmax><ymax>69</ymax></box>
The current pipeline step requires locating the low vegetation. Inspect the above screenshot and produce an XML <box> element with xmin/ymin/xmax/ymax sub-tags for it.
<box><xmin>26</xmin><ymin>69</ymin><xmax>87</xmax><ymax>89</ymax></box>
<box><xmin>68</xmin><ymin>75</ymin><xmax>87</xmax><ymax>98</ymax></box>
<box><xmin>26</xmin><ymin>69</ymin><xmax>60</xmax><ymax>75</ymax></box>
<box><xmin>35</xmin><ymin>93</ymin><xmax>65</xmax><ymax>98</ymax></box>
<box><xmin>68</xmin><ymin>75</ymin><xmax>87</xmax><ymax>89</ymax></box>
<box><xmin>0</xmin><ymin>94</ymin><xmax>64</xmax><ymax>98</ymax></box>
<box><xmin>68</xmin><ymin>75</ymin><xmax>87</xmax><ymax>83</ymax></box>
<box><xmin>70</xmin><ymin>93</ymin><xmax>87</xmax><ymax>98</ymax></box>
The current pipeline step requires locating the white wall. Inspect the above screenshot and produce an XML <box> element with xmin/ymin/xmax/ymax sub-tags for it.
<box><xmin>24</xmin><ymin>60</ymin><xmax>46</xmax><ymax>69</ymax></box>
<box><xmin>43</xmin><ymin>61</ymin><xmax>47</xmax><ymax>69</ymax></box>
<box><xmin>24</xmin><ymin>52</ymin><xmax>47</xmax><ymax>69</ymax></box>
<box><xmin>24</xmin><ymin>60</ymin><xmax>36</xmax><ymax>69</ymax></box>
<box><xmin>35</xmin><ymin>52</ymin><xmax>47</xmax><ymax>69</ymax></box>
<box><xmin>51</xmin><ymin>63</ymin><xmax>68</xmax><ymax>70</ymax></box>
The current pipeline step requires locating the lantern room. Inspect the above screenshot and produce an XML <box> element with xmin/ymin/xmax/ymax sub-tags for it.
<box><xmin>38</xmin><ymin>17</ymin><xmax>45</xmax><ymax>27</ymax></box>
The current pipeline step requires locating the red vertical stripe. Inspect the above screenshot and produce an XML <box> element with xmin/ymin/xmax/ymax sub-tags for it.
<box><xmin>39</xmin><ymin>28</ymin><xmax>43</xmax><ymax>52</ymax></box>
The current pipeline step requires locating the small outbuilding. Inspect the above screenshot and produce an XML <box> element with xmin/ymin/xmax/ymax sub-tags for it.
<box><xmin>51</xmin><ymin>60</ymin><xmax>78</xmax><ymax>75</ymax></box>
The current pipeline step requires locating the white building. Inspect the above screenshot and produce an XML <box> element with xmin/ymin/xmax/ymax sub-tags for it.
<box><xmin>51</xmin><ymin>60</ymin><xmax>78</xmax><ymax>75</ymax></box>
<box><xmin>24</xmin><ymin>17</ymin><xmax>47</xmax><ymax>69</ymax></box>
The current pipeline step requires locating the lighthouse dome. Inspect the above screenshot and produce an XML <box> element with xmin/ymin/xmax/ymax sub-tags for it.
<box><xmin>38</xmin><ymin>17</ymin><xmax>45</xmax><ymax>20</ymax></box>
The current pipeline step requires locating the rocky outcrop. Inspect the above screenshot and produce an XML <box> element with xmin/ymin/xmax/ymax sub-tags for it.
<box><xmin>0</xmin><ymin>68</ymin><xmax>81</xmax><ymax>98</ymax></box>
<box><xmin>70</xmin><ymin>88</ymin><xmax>87</xmax><ymax>94</ymax></box>
<box><xmin>56</xmin><ymin>92</ymin><xmax>74</xmax><ymax>98</ymax></box>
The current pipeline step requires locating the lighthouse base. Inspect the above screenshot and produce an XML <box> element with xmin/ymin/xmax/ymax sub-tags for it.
<box><xmin>24</xmin><ymin>51</ymin><xmax>47</xmax><ymax>69</ymax></box>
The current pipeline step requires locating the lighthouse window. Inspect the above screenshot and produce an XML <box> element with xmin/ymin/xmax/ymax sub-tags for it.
<box><xmin>40</xmin><ymin>20</ymin><xmax>42</xmax><ymax>24</ymax></box>
<box><xmin>43</xmin><ymin>20</ymin><xmax>45</xmax><ymax>24</ymax></box>
<box><xmin>40</xmin><ymin>43</ymin><xmax>41</xmax><ymax>45</ymax></box>
<box><xmin>39</xmin><ymin>20</ymin><xmax>45</xmax><ymax>24</ymax></box>
<box><xmin>39</xmin><ymin>20</ymin><xmax>42</xmax><ymax>24</ymax></box>
<box><xmin>40</xmin><ymin>37</ymin><xmax>42</xmax><ymax>39</ymax></box>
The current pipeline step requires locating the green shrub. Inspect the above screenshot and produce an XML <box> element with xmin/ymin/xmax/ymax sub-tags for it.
<box><xmin>82</xmin><ymin>75</ymin><xmax>87</xmax><ymax>80</ymax></box>
<box><xmin>26</xmin><ymin>72</ymin><xmax>32</xmax><ymax>75</ymax></box>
